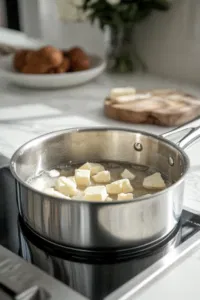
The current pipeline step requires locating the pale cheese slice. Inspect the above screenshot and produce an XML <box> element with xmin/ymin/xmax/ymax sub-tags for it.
<box><xmin>93</xmin><ymin>170</ymin><xmax>111</xmax><ymax>183</ymax></box>
<box><xmin>55</xmin><ymin>176</ymin><xmax>78</xmax><ymax>196</ymax></box>
<box><xmin>75</xmin><ymin>169</ymin><xmax>91</xmax><ymax>187</ymax></box>
<box><xmin>117</xmin><ymin>193</ymin><xmax>134</xmax><ymax>200</ymax></box>
<box><xmin>84</xmin><ymin>186</ymin><xmax>108</xmax><ymax>201</ymax></box>
<box><xmin>106</xmin><ymin>179</ymin><xmax>133</xmax><ymax>195</ymax></box>
<box><xmin>79</xmin><ymin>162</ymin><xmax>105</xmax><ymax>175</ymax></box>
<box><xmin>143</xmin><ymin>172</ymin><xmax>166</xmax><ymax>190</ymax></box>
<box><xmin>121</xmin><ymin>169</ymin><xmax>136</xmax><ymax>180</ymax></box>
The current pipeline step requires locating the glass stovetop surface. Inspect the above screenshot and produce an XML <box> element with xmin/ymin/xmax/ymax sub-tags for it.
<box><xmin>18</xmin><ymin>210</ymin><xmax>200</xmax><ymax>300</ymax></box>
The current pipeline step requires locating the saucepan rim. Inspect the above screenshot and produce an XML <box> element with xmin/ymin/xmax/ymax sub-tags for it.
<box><xmin>10</xmin><ymin>127</ymin><xmax>190</xmax><ymax>205</ymax></box>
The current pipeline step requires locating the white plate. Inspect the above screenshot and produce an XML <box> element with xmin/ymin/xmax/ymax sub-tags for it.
<box><xmin>0</xmin><ymin>54</ymin><xmax>106</xmax><ymax>89</ymax></box>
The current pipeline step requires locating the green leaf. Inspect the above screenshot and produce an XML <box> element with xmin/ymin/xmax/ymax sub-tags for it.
<box><xmin>89</xmin><ymin>12</ymin><xmax>96</xmax><ymax>24</ymax></box>
<box><xmin>134</xmin><ymin>7</ymin><xmax>152</xmax><ymax>22</ymax></box>
<box><xmin>151</xmin><ymin>0</ymin><xmax>171</xmax><ymax>11</ymax></box>
<box><xmin>82</xmin><ymin>0</ymin><xmax>172</xmax><ymax>30</ymax></box>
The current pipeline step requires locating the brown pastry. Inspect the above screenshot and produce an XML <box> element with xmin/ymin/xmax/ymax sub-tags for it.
<box><xmin>14</xmin><ymin>45</ymin><xmax>89</xmax><ymax>74</ymax></box>
<box><xmin>21</xmin><ymin>62</ymin><xmax>50</xmax><ymax>74</ymax></box>
<box><xmin>67</xmin><ymin>47</ymin><xmax>90</xmax><ymax>71</ymax></box>
<box><xmin>47</xmin><ymin>69</ymin><xmax>56</xmax><ymax>74</ymax></box>
<box><xmin>67</xmin><ymin>47</ymin><xmax>86</xmax><ymax>60</ymax></box>
<box><xmin>37</xmin><ymin>46</ymin><xmax>63</xmax><ymax>67</ymax></box>
<box><xmin>21</xmin><ymin>46</ymin><xmax>64</xmax><ymax>74</ymax></box>
<box><xmin>62</xmin><ymin>49</ymin><xmax>69</xmax><ymax>57</ymax></box>
<box><xmin>13</xmin><ymin>49</ymin><xmax>30</xmax><ymax>71</ymax></box>
<box><xmin>21</xmin><ymin>52</ymin><xmax>48</xmax><ymax>74</ymax></box>
<box><xmin>52</xmin><ymin>57</ymin><xmax>70</xmax><ymax>73</ymax></box>
<box><xmin>70</xmin><ymin>55</ymin><xmax>90</xmax><ymax>71</ymax></box>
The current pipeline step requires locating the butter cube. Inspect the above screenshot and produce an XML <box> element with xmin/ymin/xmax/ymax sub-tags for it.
<box><xmin>84</xmin><ymin>186</ymin><xmax>107</xmax><ymax>201</ymax></box>
<box><xmin>71</xmin><ymin>191</ymin><xmax>84</xmax><ymax>200</ymax></box>
<box><xmin>121</xmin><ymin>169</ymin><xmax>135</xmax><ymax>180</ymax></box>
<box><xmin>106</xmin><ymin>196</ymin><xmax>113</xmax><ymax>201</ymax></box>
<box><xmin>93</xmin><ymin>170</ymin><xmax>111</xmax><ymax>183</ymax></box>
<box><xmin>106</xmin><ymin>179</ymin><xmax>133</xmax><ymax>195</ymax></box>
<box><xmin>121</xmin><ymin>179</ymin><xmax>134</xmax><ymax>193</ymax></box>
<box><xmin>44</xmin><ymin>188</ymin><xmax>70</xmax><ymax>199</ymax></box>
<box><xmin>143</xmin><ymin>172</ymin><xmax>166</xmax><ymax>190</ymax></box>
<box><xmin>31</xmin><ymin>178</ymin><xmax>46</xmax><ymax>191</ymax></box>
<box><xmin>75</xmin><ymin>169</ymin><xmax>91</xmax><ymax>186</ymax></box>
<box><xmin>48</xmin><ymin>169</ymin><xmax>60</xmax><ymax>178</ymax></box>
<box><xmin>79</xmin><ymin>162</ymin><xmax>105</xmax><ymax>175</ymax></box>
<box><xmin>106</xmin><ymin>180</ymin><xmax>122</xmax><ymax>195</ymax></box>
<box><xmin>109</xmin><ymin>87</ymin><xmax>136</xmax><ymax>99</ymax></box>
<box><xmin>55</xmin><ymin>176</ymin><xmax>78</xmax><ymax>196</ymax></box>
<box><xmin>117</xmin><ymin>193</ymin><xmax>134</xmax><ymax>200</ymax></box>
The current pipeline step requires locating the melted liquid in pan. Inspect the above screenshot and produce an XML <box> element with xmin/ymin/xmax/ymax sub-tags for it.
<box><xmin>28</xmin><ymin>162</ymin><xmax>171</xmax><ymax>200</ymax></box>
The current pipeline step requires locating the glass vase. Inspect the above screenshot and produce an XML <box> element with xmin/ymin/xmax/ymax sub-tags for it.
<box><xmin>106</xmin><ymin>25</ymin><xmax>146</xmax><ymax>73</ymax></box>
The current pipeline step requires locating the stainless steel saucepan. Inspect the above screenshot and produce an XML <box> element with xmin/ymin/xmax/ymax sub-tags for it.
<box><xmin>10</xmin><ymin>117</ymin><xmax>200</xmax><ymax>250</ymax></box>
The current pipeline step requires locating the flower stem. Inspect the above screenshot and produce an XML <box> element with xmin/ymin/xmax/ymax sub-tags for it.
<box><xmin>106</xmin><ymin>25</ymin><xmax>146</xmax><ymax>73</ymax></box>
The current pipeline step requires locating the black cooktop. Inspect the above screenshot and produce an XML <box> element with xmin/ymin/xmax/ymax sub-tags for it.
<box><xmin>18</xmin><ymin>210</ymin><xmax>200</xmax><ymax>300</ymax></box>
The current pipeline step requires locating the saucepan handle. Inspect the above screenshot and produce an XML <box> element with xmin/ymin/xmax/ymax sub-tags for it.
<box><xmin>161</xmin><ymin>116</ymin><xmax>200</xmax><ymax>150</ymax></box>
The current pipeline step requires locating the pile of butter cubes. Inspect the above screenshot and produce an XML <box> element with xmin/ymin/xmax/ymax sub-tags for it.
<box><xmin>44</xmin><ymin>162</ymin><xmax>166</xmax><ymax>201</ymax></box>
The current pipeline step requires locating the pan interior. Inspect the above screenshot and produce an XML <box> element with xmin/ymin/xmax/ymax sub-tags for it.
<box><xmin>28</xmin><ymin>161</ymin><xmax>172</xmax><ymax>199</ymax></box>
<box><xmin>12</xmin><ymin>129</ymin><xmax>187</xmax><ymax>191</ymax></box>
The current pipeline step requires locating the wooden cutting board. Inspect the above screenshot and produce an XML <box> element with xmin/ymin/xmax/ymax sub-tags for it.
<box><xmin>104</xmin><ymin>89</ymin><xmax>200</xmax><ymax>127</ymax></box>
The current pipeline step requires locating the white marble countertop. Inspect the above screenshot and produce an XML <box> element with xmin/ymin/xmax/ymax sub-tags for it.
<box><xmin>1</xmin><ymin>27</ymin><xmax>200</xmax><ymax>299</ymax></box>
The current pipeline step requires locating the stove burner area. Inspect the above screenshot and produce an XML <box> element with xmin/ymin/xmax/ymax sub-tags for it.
<box><xmin>18</xmin><ymin>210</ymin><xmax>200</xmax><ymax>300</ymax></box>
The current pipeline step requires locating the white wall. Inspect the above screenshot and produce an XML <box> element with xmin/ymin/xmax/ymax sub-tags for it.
<box><xmin>134</xmin><ymin>0</ymin><xmax>200</xmax><ymax>83</ymax></box>
<box><xmin>18</xmin><ymin>0</ymin><xmax>104</xmax><ymax>55</ymax></box>
<box><xmin>18</xmin><ymin>0</ymin><xmax>200</xmax><ymax>84</ymax></box>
